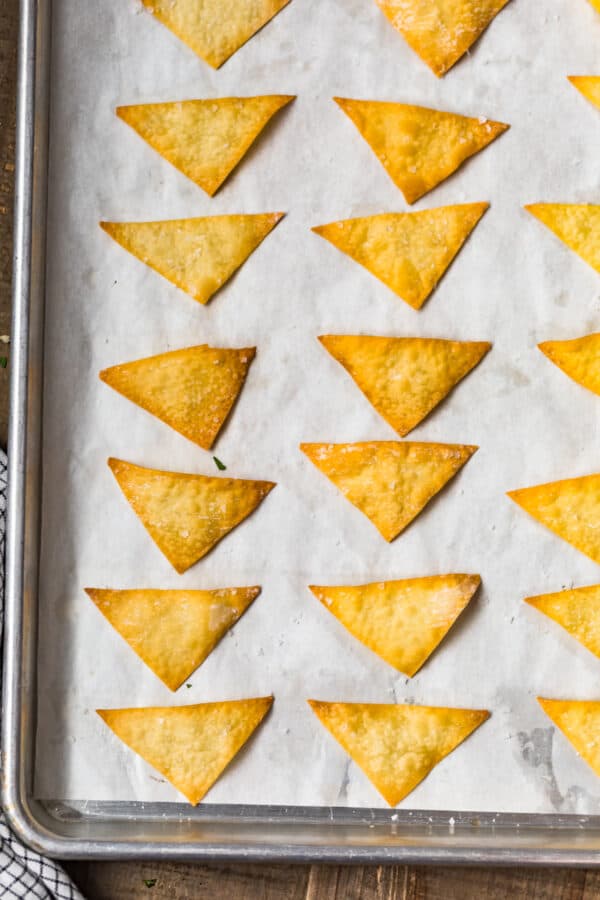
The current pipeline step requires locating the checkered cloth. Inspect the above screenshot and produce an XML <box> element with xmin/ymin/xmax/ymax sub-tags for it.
<box><xmin>0</xmin><ymin>450</ymin><xmax>85</xmax><ymax>898</ymax></box>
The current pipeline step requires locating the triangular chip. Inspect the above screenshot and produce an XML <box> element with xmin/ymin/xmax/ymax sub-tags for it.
<box><xmin>300</xmin><ymin>441</ymin><xmax>477</xmax><ymax>541</ymax></box>
<box><xmin>334</xmin><ymin>98</ymin><xmax>508</xmax><ymax>204</ymax></box>
<box><xmin>312</xmin><ymin>205</ymin><xmax>488</xmax><ymax>310</ymax></box>
<box><xmin>538</xmin><ymin>699</ymin><xmax>600</xmax><ymax>779</ymax></box>
<box><xmin>538</xmin><ymin>334</ymin><xmax>600</xmax><ymax>398</ymax></box>
<box><xmin>100</xmin><ymin>344</ymin><xmax>256</xmax><ymax>450</ymax></box>
<box><xmin>525</xmin><ymin>584</ymin><xmax>600</xmax><ymax>660</ymax></box>
<box><xmin>100</xmin><ymin>213</ymin><xmax>283</xmax><ymax>305</ymax></box>
<box><xmin>308</xmin><ymin>700</ymin><xmax>489</xmax><ymax>806</ymax></box>
<box><xmin>108</xmin><ymin>458</ymin><xmax>275</xmax><ymax>573</ymax></box>
<box><xmin>310</xmin><ymin>574</ymin><xmax>480</xmax><ymax>676</ymax></box>
<box><xmin>525</xmin><ymin>204</ymin><xmax>600</xmax><ymax>275</ymax></box>
<box><xmin>319</xmin><ymin>335</ymin><xmax>491</xmax><ymax>435</ymax></box>
<box><xmin>375</xmin><ymin>0</ymin><xmax>511</xmax><ymax>77</ymax></box>
<box><xmin>98</xmin><ymin>697</ymin><xmax>273</xmax><ymax>805</ymax></box>
<box><xmin>117</xmin><ymin>96</ymin><xmax>295</xmax><ymax>196</ymax></box>
<box><xmin>140</xmin><ymin>0</ymin><xmax>290</xmax><ymax>68</ymax></box>
<box><xmin>508</xmin><ymin>474</ymin><xmax>600</xmax><ymax>564</ymax></box>
<box><xmin>86</xmin><ymin>586</ymin><xmax>260</xmax><ymax>690</ymax></box>
<box><xmin>568</xmin><ymin>76</ymin><xmax>600</xmax><ymax>112</ymax></box>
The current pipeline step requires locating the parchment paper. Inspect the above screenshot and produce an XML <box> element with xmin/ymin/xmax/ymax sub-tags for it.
<box><xmin>35</xmin><ymin>0</ymin><xmax>600</xmax><ymax>813</ymax></box>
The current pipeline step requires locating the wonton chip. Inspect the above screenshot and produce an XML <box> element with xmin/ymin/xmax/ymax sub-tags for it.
<box><xmin>117</xmin><ymin>96</ymin><xmax>295</xmax><ymax>196</ymax></box>
<box><xmin>308</xmin><ymin>700</ymin><xmax>489</xmax><ymax>806</ymax></box>
<box><xmin>375</xmin><ymin>0</ymin><xmax>511</xmax><ymax>77</ymax></box>
<box><xmin>525</xmin><ymin>584</ymin><xmax>600</xmax><ymax>661</ymax></box>
<box><xmin>108</xmin><ymin>458</ymin><xmax>275</xmax><ymax>574</ymax></box>
<box><xmin>98</xmin><ymin>697</ymin><xmax>273</xmax><ymax>805</ymax></box>
<box><xmin>508</xmin><ymin>474</ymin><xmax>600</xmax><ymax>564</ymax></box>
<box><xmin>319</xmin><ymin>335</ymin><xmax>490</xmax><ymax>436</ymax></box>
<box><xmin>86</xmin><ymin>586</ymin><xmax>260</xmax><ymax>690</ymax></box>
<box><xmin>312</xmin><ymin>204</ymin><xmax>488</xmax><ymax>310</ymax></box>
<box><xmin>310</xmin><ymin>574</ymin><xmax>480</xmax><ymax>676</ymax></box>
<box><xmin>300</xmin><ymin>441</ymin><xmax>477</xmax><ymax>541</ymax></box>
<box><xmin>140</xmin><ymin>0</ymin><xmax>291</xmax><ymax>69</ymax></box>
<box><xmin>100</xmin><ymin>213</ymin><xmax>284</xmax><ymax>305</ymax></box>
<box><xmin>100</xmin><ymin>344</ymin><xmax>256</xmax><ymax>450</ymax></box>
<box><xmin>334</xmin><ymin>98</ymin><xmax>508</xmax><ymax>204</ymax></box>
<box><xmin>538</xmin><ymin>333</ymin><xmax>600</xmax><ymax>398</ymax></box>
<box><xmin>568</xmin><ymin>76</ymin><xmax>600</xmax><ymax>112</ymax></box>
<box><xmin>525</xmin><ymin>204</ymin><xmax>600</xmax><ymax>275</ymax></box>
<box><xmin>538</xmin><ymin>699</ymin><xmax>600</xmax><ymax>780</ymax></box>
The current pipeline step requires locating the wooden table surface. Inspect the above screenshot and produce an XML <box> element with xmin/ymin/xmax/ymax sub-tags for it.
<box><xmin>2</xmin><ymin>3</ymin><xmax>599</xmax><ymax>898</ymax></box>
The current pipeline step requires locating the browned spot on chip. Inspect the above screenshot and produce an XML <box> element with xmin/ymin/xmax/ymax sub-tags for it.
<box><xmin>86</xmin><ymin>586</ymin><xmax>260</xmax><ymax>690</ymax></box>
<box><xmin>334</xmin><ymin>97</ymin><xmax>508</xmax><ymax>204</ymax></box>
<box><xmin>301</xmin><ymin>441</ymin><xmax>477</xmax><ymax>541</ymax></box>
<box><xmin>308</xmin><ymin>700</ymin><xmax>489</xmax><ymax>806</ymax></box>
<box><xmin>98</xmin><ymin>697</ymin><xmax>273</xmax><ymax>805</ymax></box>
<box><xmin>108</xmin><ymin>458</ymin><xmax>275</xmax><ymax>574</ymax></box>
<box><xmin>100</xmin><ymin>213</ymin><xmax>284</xmax><ymax>305</ymax></box>
<box><xmin>310</xmin><ymin>574</ymin><xmax>480</xmax><ymax>676</ymax></box>
<box><xmin>117</xmin><ymin>96</ymin><xmax>295</xmax><ymax>196</ymax></box>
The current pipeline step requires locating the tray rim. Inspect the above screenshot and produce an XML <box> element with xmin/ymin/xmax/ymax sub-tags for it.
<box><xmin>3</xmin><ymin>0</ymin><xmax>600</xmax><ymax>864</ymax></box>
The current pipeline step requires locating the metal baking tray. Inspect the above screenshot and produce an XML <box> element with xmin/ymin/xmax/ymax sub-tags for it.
<box><xmin>3</xmin><ymin>0</ymin><xmax>600</xmax><ymax>863</ymax></box>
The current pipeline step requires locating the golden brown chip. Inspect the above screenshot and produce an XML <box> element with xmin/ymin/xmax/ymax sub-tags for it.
<box><xmin>319</xmin><ymin>335</ymin><xmax>490</xmax><ymax>436</ymax></box>
<box><xmin>100</xmin><ymin>213</ymin><xmax>284</xmax><ymax>305</ymax></box>
<box><xmin>308</xmin><ymin>700</ymin><xmax>489</xmax><ymax>806</ymax></box>
<box><xmin>310</xmin><ymin>574</ymin><xmax>480</xmax><ymax>676</ymax></box>
<box><xmin>538</xmin><ymin>333</ymin><xmax>600</xmax><ymax>398</ymax></box>
<box><xmin>86</xmin><ymin>586</ymin><xmax>260</xmax><ymax>690</ymax></box>
<box><xmin>98</xmin><ymin>697</ymin><xmax>273</xmax><ymax>805</ymax></box>
<box><xmin>525</xmin><ymin>204</ymin><xmax>600</xmax><ymax>275</ymax></box>
<box><xmin>568</xmin><ymin>76</ymin><xmax>600</xmax><ymax>112</ymax></box>
<box><xmin>117</xmin><ymin>96</ymin><xmax>295</xmax><ymax>196</ymax></box>
<box><xmin>590</xmin><ymin>1</ymin><xmax>600</xmax><ymax>13</ymax></box>
<box><xmin>525</xmin><ymin>584</ymin><xmax>600</xmax><ymax>661</ymax></box>
<box><xmin>300</xmin><ymin>441</ymin><xmax>477</xmax><ymax>541</ymax></box>
<box><xmin>100</xmin><ymin>344</ymin><xmax>256</xmax><ymax>450</ymax></box>
<box><xmin>140</xmin><ymin>0</ymin><xmax>291</xmax><ymax>68</ymax></box>
<box><xmin>508</xmin><ymin>474</ymin><xmax>600</xmax><ymax>564</ymax></box>
<box><xmin>538</xmin><ymin>698</ymin><xmax>600</xmax><ymax>779</ymax></box>
<box><xmin>108</xmin><ymin>458</ymin><xmax>275</xmax><ymax>574</ymax></box>
<box><xmin>312</xmin><ymin>205</ymin><xmax>488</xmax><ymax>310</ymax></box>
<box><xmin>375</xmin><ymin>0</ymin><xmax>511</xmax><ymax>77</ymax></box>
<box><xmin>334</xmin><ymin>98</ymin><xmax>508</xmax><ymax>204</ymax></box>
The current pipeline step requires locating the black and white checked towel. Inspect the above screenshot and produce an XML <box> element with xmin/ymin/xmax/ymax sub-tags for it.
<box><xmin>0</xmin><ymin>450</ymin><xmax>85</xmax><ymax>898</ymax></box>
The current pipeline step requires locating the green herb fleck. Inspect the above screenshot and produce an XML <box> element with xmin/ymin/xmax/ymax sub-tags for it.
<box><xmin>144</xmin><ymin>879</ymin><xmax>157</xmax><ymax>888</ymax></box>
<box><xmin>186</xmin><ymin>683</ymin><xmax>192</xmax><ymax>689</ymax></box>
<box><xmin>213</xmin><ymin>456</ymin><xmax>226</xmax><ymax>471</ymax></box>
<box><xmin>0</xmin><ymin>358</ymin><xmax>7</xmax><ymax>369</ymax></box>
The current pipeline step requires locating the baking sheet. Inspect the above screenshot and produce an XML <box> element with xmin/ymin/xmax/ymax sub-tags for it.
<box><xmin>35</xmin><ymin>0</ymin><xmax>600</xmax><ymax>813</ymax></box>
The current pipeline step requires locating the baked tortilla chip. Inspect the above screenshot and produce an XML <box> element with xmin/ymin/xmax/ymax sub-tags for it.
<box><xmin>100</xmin><ymin>344</ymin><xmax>256</xmax><ymax>450</ymax></box>
<box><xmin>590</xmin><ymin>1</ymin><xmax>600</xmax><ymax>13</ymax></box>
<box><xmin>308</xmin><ymin>700</ymin><xmax>489</xmax><ymax>806</ymax></box>
<box><xmin>117</xmin><ymin>96</ymin><xmax>294</xmax><ymax>196</ymax></box>
<box><xmin>508</xmin><ymin>474</ymin><xmax>600</xmax><ymax>564</ymax></box>
<box><xmin>525</xmin><ymin>204</ymin><xmax>600</xmax><ymax>275</ymax></box>
<box><xmin>334</xmin><ymin>98</ymin><xmax>508</xmax><ymax>204</ymax></box>
<box><xmin>108</xmin><ymin>458</ymin><xmax>275</xmax><ymax>574</ymax></box>
<box><xmin>568</xmin><ymin>76</ymin><xmax>600</xmax><ymax>112</ymax></box>
<box><xmin>310</xmin><ymin>574</ymin><xmax>480</xmax><ymax>676</ymax></box>
<box><xmin>538</xmin><ymin>699</ymin><xmax>600</xmax><ymax>779</ymax></box>
<box><xmin>86</xmin><ymin>586</ymin><xmax>260</xmax><ymax>690</ymax></box>
<box><xmin>140</xmin><ymin>0</ymin><xmax>290</xmax><ymax>68</ymax></box>
<box><xmin>375</xmin><ymin>0</ymin><xmax>511</xmax><ymax>77</ymax></box>
<box><xmin>538</xmin><ymin>333</ymin><xmax>600</xmax><ymax>398</ymax></box>
<box><xmin>98</xmin><ymin>697</ymin><xmax>272</xmax><ymax>805</ymax></box>
<box><xmin>319</xmin><ymin>335</ymin><xmax>490</xmax><ymax>436</ymax></box>
<box><xmin>312</xmin><ymin>204</ymin><xmax>488</xmax><ymax>310</ymax></box>
<box><xmin>100</xmin><ymin>213</ymin><xmax>284</xmax><ymax>305</ymax></box>
<box><xmin>525</xmin><ymin>584</ymin><xmax>600</xmax><ymax>661</ymax></box>
<box><xmin>300</xmin><ymin>441</ymin><xmax>477</xmax><ymax>541</ymax></box>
